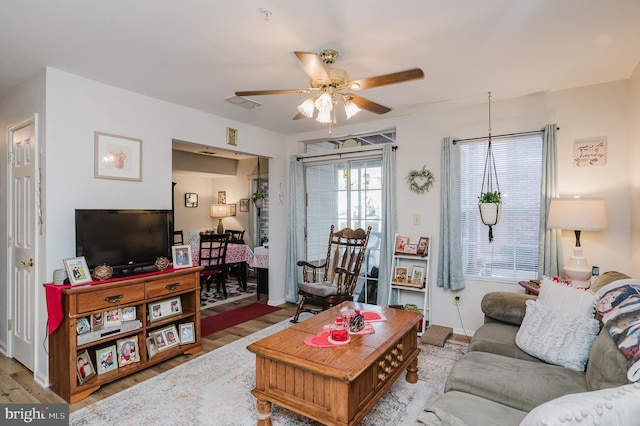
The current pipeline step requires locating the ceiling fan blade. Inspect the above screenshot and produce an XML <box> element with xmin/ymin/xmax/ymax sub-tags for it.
<box><xmin>349</xmin><ymin>68</ymin><xmax>424</xmax><ymax>90</ymax></box>
<box><xmin>292</xmin><ymin>111</ymin><xmax>308</xmax><ymax>120</ymax></box>
<box><xmin>347</xmin><ymin>94</ymin><xmax>391</xmax><ymax>114</ymax></box>
<box><xmin>294</xmin><ymin>51</ymin><xmax>331</xmax><ymax>84</ymax></box>
<box><xmin>235</xmin><ymin>89</ymin><xmax>310</xmax><ymax>96</ymax></box>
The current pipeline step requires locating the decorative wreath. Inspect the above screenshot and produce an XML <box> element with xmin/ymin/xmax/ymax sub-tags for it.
<box><xmin>406</xmin><ymin>165</ymin><xmax>435</xmax><ymax>194</ymax></box>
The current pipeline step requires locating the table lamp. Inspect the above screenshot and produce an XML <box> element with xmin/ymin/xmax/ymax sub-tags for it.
<box><xmin>547</xmin><ymin>197</ymin><xmax>607</xmax><ymax>287</ymax></box>
<box><xmin>210</xmin><ymin>204</ymin><xmax>232</xmax><ymax>234</ymax></box>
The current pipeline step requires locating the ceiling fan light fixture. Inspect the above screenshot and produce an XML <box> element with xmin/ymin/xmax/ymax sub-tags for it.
<box><xmin>314</xmin><ymin>92</ymin><xmax>333</xmax><ymax>114</ymax></box>
<box><xmin>297</xmin><ymin>98</ymin><xmax>315</xmax><ymax>118</ymax></box>
<box><xmin>344</xmin><ymin>100</ymin><xmax>361</xmax><ymax>119</ymax></box>
<box><xmin>316</xmin><ymin>110</ymin><xmax>332</xmax><ymax>123</ymax></box>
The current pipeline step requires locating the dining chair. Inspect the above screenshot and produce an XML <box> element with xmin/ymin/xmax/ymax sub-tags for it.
<box><xmin>224</xmin><ymin>229</ymin><xmax>245</xmax><ymax>244</ymax></box>
<box><xmin>291</xmin><ymin>225</ymin><xmax>372</xmax><ymax>323</ymax></box>
<box><xmin>198</xmin><ymin>233</ymin><xmax>229</xmax><ymax>297</ymax></box>
<box><xmin>173</xmin><ymin>230</ymin><xmax>184</xmax><ymax>245</ymax></box>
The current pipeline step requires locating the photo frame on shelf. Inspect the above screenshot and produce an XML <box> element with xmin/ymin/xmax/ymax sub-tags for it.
<box><xmin>116</xmin><ymin>336</ymin><xmax>140</xmax><ymax>366</ymax></box>
<box><xmin>179</xmin><ymin>322</ymin><xmax>195</xmax><ymax>344</ymax></box>
<box><xmin>64</xmin><ymin>256</ymin><xmax>92</xmax><ymax>286</ymax></box>
<box><xmin>394</xmin><ymin>236</ymin><xmax>410</xmax><ymax>254</ymax></box>
<box><xmin>76</xmin><ymin>349</ymin><xmax>96</xmax><ymax>384</ymax></box>
<box><xmin>184</xmin><ymin>193</ymin><xmax>198</xmax><ymax>208</ymax></box>
<box><xmin>148</xmin><ymin>296</ymin><xmax>182</xmax><ymax>323</ymax></box>
<box><xmin>411</xmin><ymin>266</ymin><xmax>426</xmax><ymax>286</ymax></box>
<box><xmin>392</xmin><ymin>266</ymin><xmax>409</xmax><ymax>284</ymax></box>
<box><xmin>105</xmin><ymin>309</ymin><xmax>122</xmax><ymax>327</ymax></box>
<box><xmin>76</xmin><ymin>317</ymin><xmax>90</xmax><ymax>335</ymax></box>
<box><xmin>239</xmin><ymin>199</ymin><xmax>250</xmax><ymax>212</ymax></box>
<box><xmin>90</xmin><ymin>312</ymin><xmax>104</xmax><ymax>331</ymax></box>
<box><xmin>171</xmin><ymin>245</ymin><xmax>192</xmax><ymax>269</ymax></box>
<box><xmin>163</xmin><ymin>325</ymin><xmax>180</xmax><ymax>349</ymax></box>
<box><xmin>146</xmin><ymin>336</ymin><xmax>158</xmax><ymax>359</ymax></box>
<box><xmin>94</xmin><ymin>131</ymin><xmax>142</xmax><ymax>181</ymax></box>
<box><xmin>404</xmin><ymin>243</ymin><xmax>418</xmax><ymax>255</ymax></box>
<box><xmin>226</xmin><ymin>127</ymin><xmax>237</xmax><ymax>146</ymax></box>
<box><xmin>417</xmin><ymin>237</ymin><xmax>430</xmax><ymax>256</ymax></box>
<box><xmin>121</xmin><ymin>306</ymin><xmax>136</xmax><ymax>322</ymax></box>
<box><xmin>96</xmin><ymin>345</ymin><xmax>117</xmax><ymax>375</ymax></box>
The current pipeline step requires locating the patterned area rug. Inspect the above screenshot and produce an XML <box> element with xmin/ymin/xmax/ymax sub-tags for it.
<box><xmin>69</xmin><ymin>320</ymin><xmax>467</xmax><ymax>426</ymax></box>
<box><xmin>199</xmin><ymin>281</ymin><xmax>257</xmax><ymax>310</ymax></box>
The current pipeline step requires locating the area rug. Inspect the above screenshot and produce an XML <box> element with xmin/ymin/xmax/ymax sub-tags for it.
<box><xmin>69</xmin><ymin>320</ymin><xmax>467</xmax><ymax>426</ymax></box>
<box><xmin>201</xmin><ymin>302</ymin><xmax>282</xmax><ymax>337</ymax></box>
<box><xmin>200</xmin><ymin>282</ymin><xmax>257</xmax><ymax>310</ymax></box>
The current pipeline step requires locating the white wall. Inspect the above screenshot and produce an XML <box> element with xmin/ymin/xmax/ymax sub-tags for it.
<box><xmin>288</xmin><ymin>80</ymin><xmax>634</xmax><ymax>336</ymax></box>
<box><xmin>630</xmin><ymin>63</ymin><xmax>640</xmax><ymax>277</ymax></box>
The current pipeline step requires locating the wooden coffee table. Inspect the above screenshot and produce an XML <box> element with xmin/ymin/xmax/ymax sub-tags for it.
<box><xmin>247</xmin><ymin>301</ymin><xmax>422</xmax><ymax>426</ymax></box>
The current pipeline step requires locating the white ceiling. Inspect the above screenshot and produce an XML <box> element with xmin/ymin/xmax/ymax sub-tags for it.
<box><xmin>1</xmin><ymin>1</ymin><xmax>639</xmax><ymax>136</ymax></box>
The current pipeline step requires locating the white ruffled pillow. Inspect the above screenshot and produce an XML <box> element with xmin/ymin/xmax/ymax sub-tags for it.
<box><xmin>538</xmin><ymin>276</ymin><xmax>598</xmax><ymax>318</ymax></box>
<box><xmin>516</xmin><ymin>300</ymin><xmax>600</xmax><ymax>371</ymax></box>
<box><xmin>520</xmin><ymin>382</ymin><xmax>640</xmax><ymax>426</ymax></box>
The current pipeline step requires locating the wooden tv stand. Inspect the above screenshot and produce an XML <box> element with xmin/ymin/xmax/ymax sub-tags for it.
<box><xmin>47</xmin><ymin>266</ymin><xmax>203</xmax><ymax>403</ymax></box>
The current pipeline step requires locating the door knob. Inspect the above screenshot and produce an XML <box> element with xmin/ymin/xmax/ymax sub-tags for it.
<box><xmin>20</xmin><ymin>258</ymin><xmax>34</xmax><ymax>267</ymax></box>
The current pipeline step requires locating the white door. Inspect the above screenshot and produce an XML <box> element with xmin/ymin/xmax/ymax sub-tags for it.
<box><xmin>9</xmin><ymin>116</ymin><xmax>38</xmax><ymax>371</ymax></box>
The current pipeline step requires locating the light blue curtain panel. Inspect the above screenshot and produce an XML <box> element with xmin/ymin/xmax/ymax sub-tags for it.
<box><xmin>376</xmin><ymin>144</ymin><xmax>397</xmax><ymax>306</ymax></box>
<box><xmin>285</xmin><ymin>157</ymin><xmax>305</xmax><ymax>303</ymax></box>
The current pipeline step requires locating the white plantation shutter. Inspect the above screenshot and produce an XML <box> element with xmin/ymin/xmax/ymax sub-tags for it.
<box><xmin>459</xmin><ymin>133</ymin><xmax>543</xmax><ymax>281</ymax></box>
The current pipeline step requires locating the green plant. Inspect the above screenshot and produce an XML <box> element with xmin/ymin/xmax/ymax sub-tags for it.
<box><xmin>478</xmin><ymin>191</ymin><xmax>502</xmax><ymax>204</ymax></box>
<box><xmin>251</xmin><ymin>192</ymin><xmax>266</xmax><ymax>203</ymax></box>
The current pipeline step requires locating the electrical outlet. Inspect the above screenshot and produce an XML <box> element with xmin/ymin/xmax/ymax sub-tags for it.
<box><xmin>454</xmin><ymin>296</ymin><xmax>462</xmax><ymax>306</ymax></box>
<box><xmin>413</xmin><ymin>214</ymin><xmax>421</xmax><ymax>225</ymax></box>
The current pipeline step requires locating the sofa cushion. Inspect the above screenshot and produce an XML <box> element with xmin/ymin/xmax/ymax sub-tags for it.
<box><xmin>516</xmin><ymin>300</ymin><xmax>600</xmax><ymax>371</ymax></box>
<box><xmin>591</xmin><ymin>270</ymin><xmax>631</xmax><ymax>293</ymax></box>
<box><xmin>538</xmin><ymin>276</ymin><xmax>598</xmax><ymax>318</ymax></box>
<box><xmin>585</xmin><ymin>327</ymin><xmax>631</xmax><ymax>391</ymax></box>
<box><xmin>480</xmin><ymin>292</ymin><xmax>537</xmax><ymax>326</ymax></box>
<box><xmin>415</xmin><ymin>391</ymin><xmax>527</xmax><ymax>426</ymax></box>
<box><xmin>468</xmin><ymin>322</ymin><xmax>543</xmax><ymax>363</ymax></box>
<box><xmin>445</xmin><ymin>351</ymin><xmax>588</xmax><ymax>412</ymax></box>
<box><xmin>520</xmin><ymin>382</ymin><xmax>640</xmax><ymax>426</ymax></box>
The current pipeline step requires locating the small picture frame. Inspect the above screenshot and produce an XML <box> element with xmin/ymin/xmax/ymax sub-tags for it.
<box><xmin>417</xmin><ymin>237</ymin><xmax>430</xmax><ymax>257</ymax></box>
<box><xmin>394</xmin><ymin>236</ymin><xmax>410</xmax><ymax>254</ymax></box>
<box><xmin>411</xmin><ymin>266</ymin><xmax>426</xmax><ymax>286</ymax></box>
<box><xmin>91</xmin><ymin>312</ymin><xmax>105</xmax><ymax>331</ymax></box>
<box><xmin>94</xmin><ymin>131</ymin><xmax>142</xmax><ymax>182</ymax></box>
<box><xmin>226</xmin><ymin>127</ymin><xmax>237</xmax><ymax>146</ymax></box>
<box><xmin>163</xmin><ymin>326</ymin><xmax>180</xmax><ymax>349</ymax></box>
<box><xmin>179</xmin><ymin>322</ymin><xmax>195</xmax><ymax>344</ymax></box>
<box><xmin>404</xmin><ymin>244</ymin><xmax>418</xmax><ymax>255</ymax></box>
<box><xmin>146</xmin><ymin>336</ymin><xmax>158</xmax><ymax>359</ymax></box>
<box><xmin>76</xmin><ymin>317</ymin><xmax>90</xmax><ymax>335</ymax></box>
<box><xmin>229</xmin><ymin>204</ymin><xmax>236</xmax><ymax>216</ymax></box>
<box><xmin>105</xmin><ymin>308</ymin><xmax>122</xmax><ymax>327</ymax></box>
<box><xmin>117</xmin><ymin>336</ymin><xmax>140</xmax><ymax>366</ymax></box>
<box><xmin>218</xmin><ymin>191</ymin><xmax>226</xmax><ymax>204</ymax></box>
<box><xmin>64</xmin><ymin>256</ymin><xmax>92</xmax><ymax>286</ymax></box>
<box><xmin>239</xmin><ymin>199</ymin><xmax>250</xmax><ymax>212</ymax></box>
<box><xmin>393</xmin><ymin>266</ymin><xmax>409</xmax><ymax>284</ymax></box>
<box><xmin>148</xmin><ymin>296</ymin><xmax>182</xmax><ymax>323</ymax></box>
<box><xmin>172</xmin><ymin>245</ymin><xmax>192</xmax><ymax>269</ymax></box>
<box><xmin>154</xmin><ymin>330</ymin><xmax>168</xmax><ymax>351</ymax></box>
<box><xmin>184</xmin><ymin>193</ymin><xmax>198</xmax><ymax>208</ymax></box>
<box><xmin>121</xmin><ymin>306</ymin><xmax>136</xmax><ymax>322</ymax></box>
<box><xmin>96</xmin><ymin>345</ymin><xmax>117</xmax><ymax>375</ymax></box>
<box><xmin>76</xmin><ymin>349</ymin><xmax>96</xmax><ymax>384</ymax></box>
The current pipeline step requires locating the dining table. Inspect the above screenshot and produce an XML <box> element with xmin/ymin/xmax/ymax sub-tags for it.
<box><xmin>191</xmin><ymin>242</ymin><xmax>255</xmax><ymax>291</ymax></box>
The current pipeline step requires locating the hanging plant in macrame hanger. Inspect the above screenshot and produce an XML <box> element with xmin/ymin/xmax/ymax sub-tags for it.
<box><xmin>478</xmin><ymin>92</ymin><xmax>502</xmax><ymax>243</ymax></box>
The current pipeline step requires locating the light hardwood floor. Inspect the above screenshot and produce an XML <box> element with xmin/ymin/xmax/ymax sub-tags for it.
<box><xmin>1</xmin><ymin>293</ymin><xmax>469</xmax><ymax>413</ymax></box>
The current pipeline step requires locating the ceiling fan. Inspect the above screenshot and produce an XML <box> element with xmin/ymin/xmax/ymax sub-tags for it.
<box><xmin>235</xmin><ymin>49</ymin><xmax>424</xmax><ymax>127</ymax></box>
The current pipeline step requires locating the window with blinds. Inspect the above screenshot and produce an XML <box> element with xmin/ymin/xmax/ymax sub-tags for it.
<box><xmin>459</xmin><ymin>132</ymin><xmax>543</xmax><ymax>281</ymax></box>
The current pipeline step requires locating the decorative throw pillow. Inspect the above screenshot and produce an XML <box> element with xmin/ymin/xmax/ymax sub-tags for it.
<box><xmin>537</xmin><ymin>276</ymin><xmax>599</xmax><ymax>318</ymax></box>
<box><xmin>520</xmin><ymin>382</ymin><xmax>640</xmax><ymax>426</ymax></box>
<box><xmin>516</xmin><ymin>300</ymin><xmax>600</xmax><ymax>371</ymax></box>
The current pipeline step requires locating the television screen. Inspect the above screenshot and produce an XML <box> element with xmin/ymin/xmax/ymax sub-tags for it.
<box><xmin>76</xmin><ymin>209</ymin><xmax>173</xmax><ymax>276</ymax></box>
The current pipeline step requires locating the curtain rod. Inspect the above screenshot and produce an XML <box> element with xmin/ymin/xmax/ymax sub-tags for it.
<box><xmin>452</xmin><ymin>127</ymin><xmax>559</xmax><ymax>145</ymax></box>
<box><xmin>296</xmin><ymin>145</ymin><xmax>397</xmax><ymax>161</ymax></box>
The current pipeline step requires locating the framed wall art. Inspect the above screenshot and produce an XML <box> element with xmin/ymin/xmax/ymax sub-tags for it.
<box><xmin>185</xmin><ymin>193</ymin><xmax>198</xmax><ymax>207</ymax></box>
<box><xmin>229</xmin><ymin>204</ymin><xmax>236</xmax><ymax>216</ymax></box>
<box><xmin>94</xmin><ymin>131</ymin><xmax>142</xmax><ymax>181</ymax></box>
<box><xmin>239</xmin><ymin>199</ymin><xmax>250</xmax><ymax>212</ymax></box>
<box><xmin>218</xmin><ymin>191</ymin><xmax>226</xmax><ymax>204</ymax></box>
<box><xmin>226</xmin><ymin>127</ymin><xmax>237</xmax><ymax>146</ymax></box>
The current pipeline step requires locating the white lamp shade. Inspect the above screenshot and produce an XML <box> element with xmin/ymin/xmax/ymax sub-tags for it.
<box><xmin>210</xmin><ymin>204</ymin><xmax>231</xmax><ymax>218</ymax></box>
<box><xmin>547</xmin><ymin>198</ymin><xmax>607</xmax><ymax>231</ymax></box>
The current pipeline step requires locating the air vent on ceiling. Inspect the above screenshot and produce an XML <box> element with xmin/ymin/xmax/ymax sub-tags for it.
<box><xmin>224</xmin><ymin>96</ymin><xmax>262</xmax><ymax>109</ymax></box>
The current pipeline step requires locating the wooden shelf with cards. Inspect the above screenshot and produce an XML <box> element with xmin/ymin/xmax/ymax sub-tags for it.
<box><xmin>388</xmin><ymin>234</ymin><xmax>431</xmax><ymax>335</ymax></box>
<box><xmin>47</xmin><ymin>266</ymin><xmax>203</xmax><ymax>403</ymax></box>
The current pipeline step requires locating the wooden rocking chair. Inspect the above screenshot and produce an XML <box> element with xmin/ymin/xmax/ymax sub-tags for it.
<box><xmin>291</xmin><ymin>225</ymin><xmax>372</xmax><ymax>323</ymax></box>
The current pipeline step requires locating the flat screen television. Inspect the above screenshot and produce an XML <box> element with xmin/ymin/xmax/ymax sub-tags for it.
<box><xmin>75</xmin><ymin>209</ymin><xmax>174</xmax><ymax>277</ymax></box>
